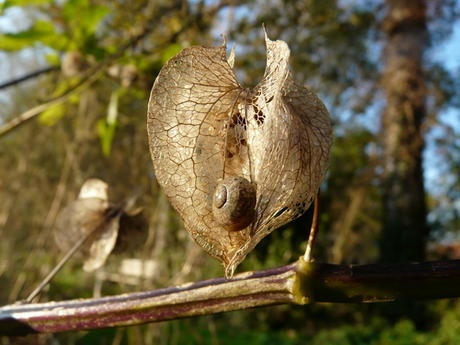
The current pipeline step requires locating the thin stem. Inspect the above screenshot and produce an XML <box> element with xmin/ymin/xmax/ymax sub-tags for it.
<box><xmin>25</xmin><ymin>208</ymin><xmax>123</xmax><ymax>303</ymax></box>
<box><xmin>304</xmin><ymin>191</ymin><xmax>320</xmax><ymax>261</ymax></box>
<box><xmin>24</xmin><ymin>228</ymin><xmax>96</xmax><ymax>303</ymax></box>
<box><xmin>0</xmin><ymin>70</ymin><xmax>103</xmax><ymax>137</ymax></box>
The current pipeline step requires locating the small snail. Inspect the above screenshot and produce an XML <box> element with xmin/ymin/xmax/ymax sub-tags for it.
<box><xmin>212</xmin><ymin>177</ymin><xmax>256</xmax><ymax>231</ymax></box>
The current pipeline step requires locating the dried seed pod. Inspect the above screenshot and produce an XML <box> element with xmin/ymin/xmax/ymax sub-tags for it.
<box><xmin>54</xmin><ymin>179</ymin><xmax>146</xmax><ymax>272</ymax></box>
<box><xmin>212</xmin><ymin>177</ymin><xmax>256</xmax><ymax>232</ymax></box>
<box><xmin>54</xmin><ymin>178</ymin><xmax>120</xmax><ymax>271</ymax></box>
<box><xmin>147</xmin><ymin>30</ymin><xmax>332</xmax><ymax>278</ymax></box>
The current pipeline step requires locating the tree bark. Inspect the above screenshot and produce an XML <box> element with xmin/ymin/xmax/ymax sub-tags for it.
<box><xmin>380</xmin><ymin>0</ymin><xmax>429</xmax><ymax>262</ymax></box>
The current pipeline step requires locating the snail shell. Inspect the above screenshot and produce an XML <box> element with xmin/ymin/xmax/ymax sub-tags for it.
<box><xmin>212</xmin><ymin>177</ymin><xmax>256</xmax><ymax>231</ymax></box>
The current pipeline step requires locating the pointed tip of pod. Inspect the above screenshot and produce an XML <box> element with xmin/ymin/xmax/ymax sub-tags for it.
<box><xmin>224</xmin><ymin>263</ymin><xmax>236</xmax><ymax>279</ymax></box>
<box><xmin>263</xmin><ymin>24</ymin><xmax>271</xmax><ymax>45</ymax></box>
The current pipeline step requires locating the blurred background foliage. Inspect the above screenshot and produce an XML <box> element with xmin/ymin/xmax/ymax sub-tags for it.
<box><xmin>0</xmin><ymin>0</ymin><xmax>460</xmax><ymax>344</ymax></box>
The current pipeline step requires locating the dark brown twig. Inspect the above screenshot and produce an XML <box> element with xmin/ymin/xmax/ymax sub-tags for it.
<box><xmin>0</xmin><ymin>66</ymin><xmax>59</xmax><ymax>91</ymax></box>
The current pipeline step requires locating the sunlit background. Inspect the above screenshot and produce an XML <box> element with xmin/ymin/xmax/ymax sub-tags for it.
<box><xmin>1</xmin><ymin>0</ymin><xmax>460</xmax><ymax>344</ymax></box>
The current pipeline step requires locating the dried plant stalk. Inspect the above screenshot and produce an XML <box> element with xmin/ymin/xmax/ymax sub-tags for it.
<box><xmin>3</xmin><ymin>259</ymin><xmax>460</xmax><ymax>336</ymax></box>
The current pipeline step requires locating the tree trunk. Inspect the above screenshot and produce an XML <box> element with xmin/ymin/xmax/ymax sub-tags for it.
<box><xmin>380</xmin><ymin>0</ymin><xmax>429</xmax><ymax>263</ymax></box>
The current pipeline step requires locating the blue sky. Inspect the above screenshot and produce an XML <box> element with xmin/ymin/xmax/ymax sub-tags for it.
<box><xmin>425</xmin><ymin>22</ymin><xmax>460</xmax><ymax>197</ymax></box>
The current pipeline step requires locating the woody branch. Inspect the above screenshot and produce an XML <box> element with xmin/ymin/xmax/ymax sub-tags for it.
<box><xmin>2</xmin><ymin>258</ymin><xmax>460</xmax><ymax>336</ymax></box>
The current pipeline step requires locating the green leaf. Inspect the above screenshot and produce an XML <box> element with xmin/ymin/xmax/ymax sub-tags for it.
<box><xmin>80</xmin><ymin>6</ymin><xmax>109</xmax><ymax>35</ymax></box>
<box><xmin>68</xmin><ymin>93</ymin><xmax>80</xmax><ymax>104</ymax></box>
<box><xmin>39</xmin><ymin>103</ymin><xmax>66</xmax><ymax>126</ymax></box>
<box><xmin>97</xmin><ymin>90</ymin><xmax>120</xmax><ymax>156</ymax></box>
<box><xmin>2</xmin><ymin>0</ymin><xmax>52</xmax><ymax>11</ymax></box>
<box><xmin>52</xmin><ymin>78</ymin><xmax>82</xmax><ymax>97</ymax></box>
<box><xmin>97</xmin><ymin>119</ymin><xmax>117</xmax><ymax>157</ymax></box>
<box><xmin>44</xmin><ymin>52</ymin><xmax>60</xmax><ymax>66</ymax></box>
<box><xmin>57</xmin><ymin>0</ymin><xmax>109</xmax><ymax>53</ymax></box>
<box><xmin>0</xmin><ymin>20</ymin><xmax>69</xmax><ymax>51</ymax></box>
<box><xmin>0</xmin><ymin>1</ymin><xmax>11</xmax><ymax>12</ymax></box>
<box><xmin>63</xmin><ymin>0</ymin><xmax>109</xmax><ymax>36</ymax></box>
<box><xmin>7</xmin><ymin>0</ymin><xmax>52</xmax><ymax>5</ymax></box>
<box><xmin>161</xmin><ymin>43</ymin><xmax>182</xmax><ymax>63</ymax></box>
